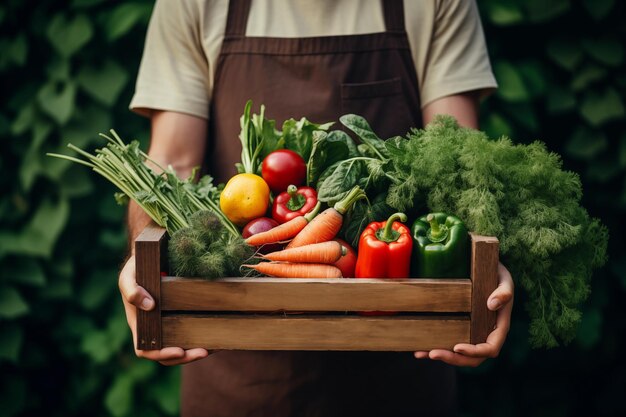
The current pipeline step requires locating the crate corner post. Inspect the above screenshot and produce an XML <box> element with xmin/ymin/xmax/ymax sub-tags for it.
<box><xmin>469</xmin><ymin>234</ymin><xmax>499</xmax><ymax>345</ymax></box>
<box><xmin>135</xmin><ymin>223</ymin><xmax>167</xmax><ymax>351</ymax></box>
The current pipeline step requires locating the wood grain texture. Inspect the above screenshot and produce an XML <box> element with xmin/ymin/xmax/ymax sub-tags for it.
<box><xmin>162</xmin><ymin>314</ymin><xmax>470</xmax><ymax>351</ymax></box>
<box><xmin>161</xmin><ymin>277</ymin><xmax>472</xmax><ymax>313</ymax></box>
<box><xmin>135</xmin><ymin>224</ymin><xmax>167</xmax><ymax>350</ymax></box>
<box><xmin>469</xmin><ymin>233</ymin><xmax>500</xmax><ymax>344</ymax></box>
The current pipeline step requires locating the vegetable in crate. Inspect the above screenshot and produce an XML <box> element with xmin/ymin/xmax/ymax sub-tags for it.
<box><xmin>220</xmin><ymin>173</ymin><xmax>270</xmax><ymax>226</ymax></box>
<box><xmin>411</xmin><ymin>213</ymin><xmax>470</xmax><ymax>278</ymax></box>
<box><xmin>242</xmin><ymin>217</ymin><xmax>282</xmax><ymax>253</ymax></box>
<box><xmin>272</xmin><ymin>185</ymin><xmax>318</xmax><ymax>224</ymax></box>
<box><xmin>355</xmin><ymin>213</ymin><xmax>412</xmax><ymax>279</ymax></box>
<box><xmin>333</xmin><ymin>239</ymin><xmax>357</xmax><ymax>278</ymax></box>
<box><xmin>262</xmin><ymin>150</ymin><xmax>307</xmax><ymax>193</ymax></box>
<box><xmin>385</xmin><ymin>115</ymin><xmax>609</xmax><ymax>347</ymax></box>
<box><xmin>169</xmin><ymin>210</ymin><xmax>254</xmax><ymax>278</ymax></box>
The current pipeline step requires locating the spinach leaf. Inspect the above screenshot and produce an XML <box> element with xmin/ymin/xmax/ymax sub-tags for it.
<box><xmin>307</xmin><ymin>130</ymin><xmax>353</xmax><ymax>187</ymax></box>
<box><xmin>340</xmin><ymin>114</ymin><xmax>389</xmax><ymax>159</ymax></box>
<box><xmin>282</xmin><ymin>117</ymin><xmax>333</xmax><ymax>161</ymax></box>
<box><xmin>317</xmin><ymin>158</ymin><xmax>363</xmax><ymax>204</ymax></box>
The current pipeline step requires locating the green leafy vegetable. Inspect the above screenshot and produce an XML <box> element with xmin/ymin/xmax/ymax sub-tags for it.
<box><xmin>47</xmin><ymin>130</ymin><xmax>238</xmax><ymax>236</ymax></box>
<box><xmin>281</xmin><ymin>117</ymin><xmax>333</xmax><ymax>162</ymax></box>
<box><xmin>386</xmin><ymin>115</ymin><xmax>609</xmax><ymax>347</ymax></box>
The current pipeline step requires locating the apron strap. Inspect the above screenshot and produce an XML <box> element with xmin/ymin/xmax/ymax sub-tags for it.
<box><xmin>382</xmin><ymin>0</ymin><xmax>406</xmax><ymax>33</ymax></box>
<box><xmin>225</xmin><ymin>0</ymin><xmax>252</xmax><ymax>38</ymax></box>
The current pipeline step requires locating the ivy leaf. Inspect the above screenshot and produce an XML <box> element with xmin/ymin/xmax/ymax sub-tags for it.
<box><xmin>546</xmin><ymin>37</ymin><xmax>582</xmax><ymax>70</ymax></box>
<box><xmin>571</xmin><ymin>64</ymin><xmax>607</xmax><ymax>91</ymax></box>
<box><xmin>0</xmin><ymin>324</ymin><xmax>23</xmax><ymax>363</ymax></box>
<box><xmin>78</xmin><ymin>269</ymin><xmax>116</xmax><ymax>311</ymax></box>
<box><xmin>546</xmin><ymin>87</ymin><xmax>576</xmax><ymax>114</ymax></box>
<box><xmin>5</xmin><ymin>258</ymin><xmax>46</xmax><ymax>287</ymax></box>
<box><xmin>0</xmin><ymin>287</ymin><xmax>29</xmax><ymax>319</ymax></box>
<box><xmin>104</xmin><ymin>374</ymin><xmax>133</xmax><ymax>417</ymax></box>
<box><xmin>37</xmin><ymin>81</ymin><xmax>76</xmax><ymax>125</ymax></box>
<box><xmin>582</xmin><ymin>36</ymin><xmax>624</xmax><ymax>67</ymax></box>
<box><xmin>493</xmin><ymin>61</ymin><xmax>529</xmax><ymax>102</ymax></box>
<box><xmin>46</xmin><ymin>14</ymin><xmax>93</xmax><ymax>58</ymax></box>
<box><xmin>77</xmin><ymin>60</ymin><xmax>129</xmax><ymax>106</ymax></box>
<box><xmin>524</xmin><ymin>0</ymin><xmax>570</xmax><ymax>23</ymax></box>
<box><xmin>579</xmin><ymin>88</ymin><xmax>625</xmax><ymax>126</ymax></box>
<box><xmin>582</xmin><ymin>0</ymin><xmax>614</xmax><ymax>21</ymax></box>
<box><xmin>564</xmin><ymin>127</ymin><xmax>607</xmax><ymax>160</ymax></box>
<box><xmin>0</xmin><ymin>198</ymin><xmax>70</xmax><ymax>259</ymax></box>
<box><xmin>484</xmin><ymin>0</ymin><xmax>524</xmax><ymax>26</ymax></box>
<box><xmin>105</xmin><ymin>3</ymin><xmax>153</xmax><ymax>41</ymax></box>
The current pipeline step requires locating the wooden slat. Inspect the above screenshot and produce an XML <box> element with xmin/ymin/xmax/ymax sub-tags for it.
<box><xmin>161</xmin><ymin>277</ymin><xmax>472</xmax><ymax>313</ymax></box>
<box><xmin>135</xmin><ymin>224</ymin><xmax>167</xmax><ymax>350</ymax></box>
<box><xmin>469</xmin><ymin>233</ymin><xmax>499</xmax><ymax>344</ymax></box>
<box><xmin>162</xmin><ymin>314</ymin><xmax>470</xmax><ymax>351</ymax></box>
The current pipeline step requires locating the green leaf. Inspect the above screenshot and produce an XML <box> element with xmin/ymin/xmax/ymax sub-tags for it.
<box><xmin>525</xmin><ymin>0</ymin><xmax>570</xmax><ymax>23</ymax></box>
<box><xmin>484</xmin><ymin>0</ymin><xmax>524</xmax><ymax>26</ymax></box>
<box><xmin>5</xmin><ymin>258</ymin><xmax>46</xmax><ymax>287</ymax></box>
<box><xmin>317</xmin><ymin>159</ymin><xmax>363</xmax><ymax>204</ymax></box>
<box><xmin>46</xmin><ymin>14</ymin><xmax>93</xmax><ymax>58</ymax></box>
<box><xmin>619</xmin><ymin>134</ymin><xmax>626</xmax><ymax>168</ymax></box>
<box><xmin>504</xmin><ymin>103</ymin><xmax>539</xmax><ymax>131</ymax></box>
<box><xmin>582</xmin><ymin>36</ymin><xmax>624</xmax><ymax>67</ymax></box>
<box><xmin>6</xmin><ymin>34</ymin><xmax>28</xmax><ymax>67</ymax></box>
<box><xmin>281</xmin><ymin>117</ymin><xmax>330</xmax><ymax>161</ymax></box>
<box><xmin>307</xmin><ymin>130</ymin><xmax>351</xmax><ymax>186</ymax></box>
<box><xmin>11</xmin><ymin>104</ymin><xmax>36</xmax><ymax>136</ymax></box>
<box><xmin>79</xmin><ymin>269</ymin><xmax>116</xmax><ymax>311</ymax></box>
<box><xmin>58</xmin><ymin>166</ymin><xmax>94</xmax><ymax>198</ymax></box>
<box><xmin>576</xmin><ymin>308</ymin><xmax>602</xmax><ymax>350</ymax></box>
<box><xmin>493</xmin><ymin>61</ymin><xmax>529</xmax><ymax>102</ymax></box>
<box><xmin>579</xmin><ymin>88</ymin><xmax>625</xmax><ymax>126</ymax></box>
<box><xmin>546</xmin><ymin>87</ymin><xmax>576</xmax><ymax>114</ymax></box>
<box><xmin>481</xmin><ymin>113</ymin><xmax>513</xmax><ymax>138</ymax></box>
<box><xmin>546</xmin><ymin>37</ymin><xmax>582</xmax><ymax>70</ymax></box>
<box><xmin>106</xmin><ymin>3</ymin><xmax>153</xmax><ymax>41</ymax></box>
<box><xmin>0</xmin><ymin>198</ymin><xmax>70</xmax><ymax>259</ymax></box>
<box><xmin>19</xmin><ymin>120</ymin><xmax>53</xmax><ymax>191</ymax></box>
<box><xmin>105</xmin><ymin>374</ymin><xmax>133</xmax><ymax>417</ymax></box>
<box><xmin>586</xmin><ymin>158</ymin><xmax>621</xmax><ymax>183</ymax></box>
<box><xmin>0</xmin><ymin>324</ymin><xmax>23</xmax><ymax>363</ymax></box>
<box><xmin>339</xmin><ymin>114</ymin><xmax>389</xmax><ymax>159</ymax></box>
<box><xmin>571</xmin><ymin>64</ymin><xmax>607</xmax><ymax>91</ymax></box>
<box><xmin>564</xmin><ymin>127</ymin><xmax>607</xmax><ymax>160</ymax></box>
<box><xmin>518</xmin><ymin>61</ymin><xmax>547</xmax><ymax>97</ymax></box>
<box><xmin>582</xmin><ymin>0</ymin><xmax>614</xmax><ymax>20</ymax></box>
<box><xmin>77</xmin><ymin>60</ymin><xmax>129</xmax><ymax>106</ymax></box>
<box><xmin>0</xmin><ymin>287</ymin><xmax>29</xmax><ymax>319</ymax></box>
<box><xmin>149</xmin><ymin>368</ymin><xmax>181</xmax><ymax>415</ymax></box>
<box><xmin>46</xmin><ymin>57</ymin><xmax>71</xmax><ymax>82</ymax></box>
<box><xmin>72</xmin><ymin>0</ymin><xmax>106</xmax><ymax>7</ymax></box>
<box><xmin>37</xmin><ymin>81</ymin><xmax>76</xmax><ymax>125</ymax></box>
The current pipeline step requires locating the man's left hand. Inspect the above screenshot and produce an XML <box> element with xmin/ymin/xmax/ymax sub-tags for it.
<box><xmin>414</xmin><ymin>262</ymin><xmax>514</xmax><ymax>367</ymax></box>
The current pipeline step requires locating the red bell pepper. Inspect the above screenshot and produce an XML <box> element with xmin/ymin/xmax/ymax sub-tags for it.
<box><xmin>355</xmin><ymin>213</ymin><xmax>412</xmax><ymax>278</ymax></box>
<box><xmin>272</xmin><ymin>185</ymin><xmax>318</xmax><ymax>224</ymax></box>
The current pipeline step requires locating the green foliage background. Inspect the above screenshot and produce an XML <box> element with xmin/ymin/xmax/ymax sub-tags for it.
<box><xmin>0</xmin><ymin>0</ymin><xmax>624</xmax><ymax>416</ymax></box>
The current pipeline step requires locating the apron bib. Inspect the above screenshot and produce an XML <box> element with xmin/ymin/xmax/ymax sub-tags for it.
<box><xmin>184</xmin><ymin>1</ymin><xmax>456</xmax><ymax>415</ymax></box>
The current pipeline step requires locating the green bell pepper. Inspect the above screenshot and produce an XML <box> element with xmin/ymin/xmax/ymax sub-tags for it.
<box><xmin>411</xmin><ymin>212</ymin><xmax>470</xmax><ymax>278</ymax></box>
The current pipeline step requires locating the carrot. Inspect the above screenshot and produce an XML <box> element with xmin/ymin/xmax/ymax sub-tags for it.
<box><xmin>287</xmin><ymin>186</ymin><xmax>366</xmax><ymax>249</ymax></box>
<box><xmin>244</xmin><ymin>262</ymin><xmax>343</xmax><ymax>278</ymax></box>
<box><xmin>245</xmin><ymin>202</ymin><xmax>320</xmax><ymax>246</ymax></box>
<box><xmin>261</xmin><ymin>241</ymin><xmax>347</xmax><ymax>264</ymax></box>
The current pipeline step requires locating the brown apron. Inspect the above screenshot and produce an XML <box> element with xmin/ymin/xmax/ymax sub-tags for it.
<box><xmin>184</xmin><ymin>0</ymin><xmax>457</xmax><ymax>415</ymax></box>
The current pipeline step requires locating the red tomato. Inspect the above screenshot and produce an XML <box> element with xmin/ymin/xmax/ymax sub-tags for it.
<box><xmin>261</xmin><ymin>150</ymin><xmax>306</xmax><ymax>194</ymax></box>
<box><xmin>333</xmin><ymin>239</ymin><xmax>357</xmax><ymax>278</ymax></box>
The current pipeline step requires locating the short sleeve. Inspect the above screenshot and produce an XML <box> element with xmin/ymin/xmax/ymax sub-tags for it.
<box><xmin>416</xmin><ymin>0</ymin><xmax>497</xmax><ymax>107</ymax></box>
<box><xmin>130</xmin><ymin>0</ymin><xmax>210</xmax><ymax>119</ymax></box>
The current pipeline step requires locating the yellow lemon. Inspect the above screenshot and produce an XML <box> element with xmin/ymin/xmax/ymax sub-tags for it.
<box><xmin>220</xmin><ymin>173</ymin><xmax>270</xmax><ymax>226</ymax></box>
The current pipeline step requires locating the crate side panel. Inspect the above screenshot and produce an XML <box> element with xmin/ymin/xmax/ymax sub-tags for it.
<box><xmin>469</xmin><ymin>234</ymin><xmax>499</xmax><ymax>344</ymax></box>
<box><xmin>161</xmin><ymin>277</ymin><xmax>471</xmax><ymax>312</ymax></box>
<box><xmin>162</xmin><ymin>315</ymin><xmax>470</xmax><ymax>351</ymax></box>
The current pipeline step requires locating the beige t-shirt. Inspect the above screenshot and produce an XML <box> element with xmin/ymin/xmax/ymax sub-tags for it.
<box><xmin>130</xmin><ymin>0</ymin><xmax>497</xmax><ymax>119</ymax></box>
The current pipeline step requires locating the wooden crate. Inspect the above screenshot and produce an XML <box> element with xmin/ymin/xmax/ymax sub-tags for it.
<box><xmin>135</xmin><ymin>224</ymin><xmax>499</xmax><ymax>351</ymax></box>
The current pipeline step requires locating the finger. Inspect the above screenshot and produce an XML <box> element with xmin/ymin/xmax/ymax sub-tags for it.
<box><xmin>158</xmin><ymin>349</ymin><xmax>210</xmax><ymax>366</ymax></box>
<box><xmin>137</xmin><ymin>347</ymin><xmax>186</xmax><ymax>361</ymax></box>
<box><xmin>119</xmin><ymin>257</ymin><xmax>155</xmax><ymax>311</ymax></box>
<box><xmin>487</xmin><ymin>263</ymin><xmax>514</xmax><ymax>311</ymax></box>
<box><xmin>428</xmin><ymin>349</ymin><xmax>485</xmax><ymax>367</ymax></box>
<box><xmin>453</xmin><ymin>342</ymin><xmax>498</xmax><ymax>358</ymax></box>
<box><xmin>414</xmin><ymin>351</ymin><xmax>429</xmax><ymax>359</ymax></box>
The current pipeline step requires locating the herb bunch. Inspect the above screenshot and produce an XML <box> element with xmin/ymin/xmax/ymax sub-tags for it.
<box><xmin>48</xmin><ymin>130</ymin><xmax>238</xmax><ymax>236</ymax></box>
<box><xmin>386</xmin><ymin>116</ymin><xmax>608</xmax><ymax>348</ymax></box>
<box><xmin>169</xmin><ymin>210</ymin><xmax>254</xmax><ymax>278</ymax></box>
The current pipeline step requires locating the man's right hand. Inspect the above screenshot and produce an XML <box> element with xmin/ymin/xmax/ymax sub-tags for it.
<box><xmin>119</xmin><ymin>255</ymin><xmax>210</xmax><ymax>365</ymax></box>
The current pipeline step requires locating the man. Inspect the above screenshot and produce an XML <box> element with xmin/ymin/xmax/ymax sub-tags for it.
<box><xmin>120</xmin><ymin>1</ymin><xmax>513</xmax><ymax>415</ymax></box>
